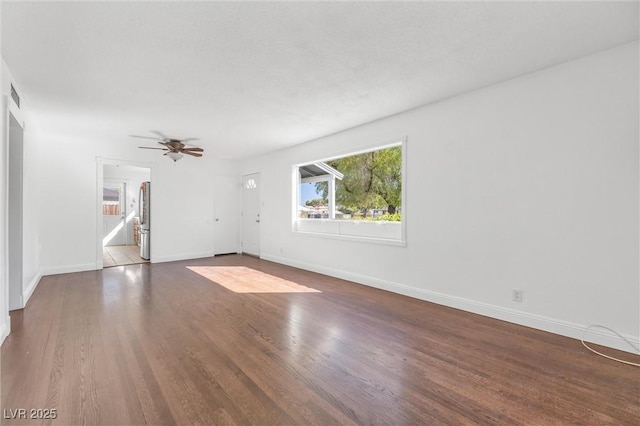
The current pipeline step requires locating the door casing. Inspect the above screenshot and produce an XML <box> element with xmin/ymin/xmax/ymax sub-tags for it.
<box><xmin>96</xmin><ymin>158</ymin><xmax>154</xmax><ymax>269</ymax></box>
<box><xmin>8</xmin><ymin>111</ymin><xmax>23</xmax><ymax>311</ymax></box>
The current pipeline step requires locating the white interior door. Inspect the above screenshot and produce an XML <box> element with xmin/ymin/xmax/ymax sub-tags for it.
<box><xmin>242</xmin><ymin>173</ymin><xmax>260</xmax><ymax>257</ymax></box>
<box><xmin>103</xmin><ymin>182</ymin><xmax>127</xmax><ymax>246</ymax></box>
<box><xmin>214</xmin><ymin>174</ymin><xmax>240</xmax><ymax>255</ymax></box>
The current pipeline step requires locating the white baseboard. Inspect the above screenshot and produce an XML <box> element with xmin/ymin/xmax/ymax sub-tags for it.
<box><xmin>152</xmin><ymin>251</ymin><xmax>215</xmax><ymax>264</ymax></box>
<box><xmin>0</xmin><ymin>315</ymin><xmax>10</xmax><ymax>347</ymax></box>
<box><xmin>23</xmin><ymin>271</ymin><xmax>42</xmax><ymax>307</ymax></box>
<box><xmin>261</xmin><ymin>253</ymin><xmax>640</xmax><ymax>354</ymax></box>
<box><xmin>42</xmin><ymin>263</ymin><xmax>97</xmax><ymax>276</ymax></box>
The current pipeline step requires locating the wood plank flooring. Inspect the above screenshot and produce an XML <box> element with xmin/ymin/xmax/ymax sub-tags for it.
<box><xmin>103</xmin><ymin>244</ymin><xmax>149</xmax><ymax>268</ymax></box>
<box><xmin>2</xmin><ymin>255</ymin><xmax>639</xmax><ymax>425</ymax></box>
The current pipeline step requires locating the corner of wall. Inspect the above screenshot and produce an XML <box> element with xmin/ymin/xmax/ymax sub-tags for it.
<box><xmin>0</xmin><ymin>315</ymin><xmax>10</xmax><ymax>347</ymax></box>
<box><xmin>42</xmin><ymin>263</ymin><xmax>97</xmax><ymax>276</ymax></box>
<box><xmin>23</xmin><ymin>270</ymin><xmax>42</xmax><ymax>307</ymax></box>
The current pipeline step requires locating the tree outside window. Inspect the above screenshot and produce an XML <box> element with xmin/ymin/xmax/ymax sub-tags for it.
<box><xmin>298</xmin><ymin>144</ymin><xmax>402</xmax><ymax>222</ymax></box>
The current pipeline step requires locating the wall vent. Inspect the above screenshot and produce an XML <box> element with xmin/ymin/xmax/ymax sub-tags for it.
<box><xmin>10</xmin><ymin>84</ymin><xmax>20</xmax><ymax>108</ymax></box>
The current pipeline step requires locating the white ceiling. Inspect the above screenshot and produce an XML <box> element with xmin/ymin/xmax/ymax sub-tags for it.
<box><xmin>2</xmin><ymin>1</ymin><xmax>638</xmax><ymax>160</ymax></box>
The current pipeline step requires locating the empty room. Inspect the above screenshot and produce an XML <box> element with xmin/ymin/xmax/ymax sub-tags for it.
<box><xmin>1</xmin><ymin>1</ymin><xmax>638</xmax><ymax>425</ymax></box>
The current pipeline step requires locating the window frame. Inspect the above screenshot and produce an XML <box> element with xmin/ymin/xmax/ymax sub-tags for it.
<box><xmin>291</xmin><ymin>138</ymin><xmax>407</xmax><ymax>246</ymax></box>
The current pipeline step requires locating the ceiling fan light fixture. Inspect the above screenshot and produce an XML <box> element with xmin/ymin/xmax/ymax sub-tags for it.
<box><xmin>167</xmin><ymin>152</ymin><xmax>183</xmax><ymax>162</ymax></box>
<box><xmin>134</xmin><ymin>131</ymin><xmax>204</xmax><ymax>160</ymax></box>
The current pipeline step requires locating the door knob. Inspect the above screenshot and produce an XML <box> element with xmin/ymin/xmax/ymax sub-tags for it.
<box><xmin>256</xmin><ymin>219</ymin><xmax>260</xmax><ymax>223</ymax></box>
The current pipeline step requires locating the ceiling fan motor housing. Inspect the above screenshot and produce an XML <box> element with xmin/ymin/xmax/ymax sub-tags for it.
<box><xmin>134</xmin><ymin>131</ymin><xmax>204</xmax><ymax>159</ymax></box>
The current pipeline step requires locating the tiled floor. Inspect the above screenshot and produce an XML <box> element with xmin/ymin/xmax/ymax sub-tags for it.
<box><xmin>103</xmin><ymin>244</ymin><xmax>149</xmax><ymax>267</ymax></box>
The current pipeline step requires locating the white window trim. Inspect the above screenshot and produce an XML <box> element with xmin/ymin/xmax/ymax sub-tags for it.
<box><xmin>291</xmin><ymin>137</ymin><xmax>407</xmax><ymax>246</ymax></box>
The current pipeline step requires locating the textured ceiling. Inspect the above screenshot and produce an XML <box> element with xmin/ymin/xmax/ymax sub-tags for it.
<box><xmin>2</xmin><ymin>1</ymin><xmax>638</xmax><ymax>159</ymax></box>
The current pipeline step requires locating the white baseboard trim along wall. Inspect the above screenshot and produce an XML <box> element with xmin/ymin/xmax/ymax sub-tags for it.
<box><xmin>153</xmin><ymin>251</ymin><xmax>215</xmax><ymax>264</ymax></box>
<box><xmin>18</xmin><ymin>252</ymin><xmax>212</xmax><ymax>313</ymax></box>
<box><xmin>42</xmin><ymin>263</ymin><xmax>97</xmax><ymax>276</ymax></box>
<box><xmin>23</xmin><ymin>271</ymin><xmax>42</xmax><ymax>307</ymax></box>
<box><xmin>0</xmin><ymin>316</ymin><xmax>10</xmax><ymax>346</ymax></box>
<box><xmin>261</xmin><ymin>253</ymin><xmax>640</xmax><ymax>354</ymax></box>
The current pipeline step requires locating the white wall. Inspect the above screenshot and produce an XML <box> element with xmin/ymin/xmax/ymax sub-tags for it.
<box><xmin>30</xmin><ymin>133</ymin><xmax>238</xmax><ymax>273</ymax></box>
<box><xmin>240</xmin><ymin>42</ymin><xmax>639</xmax><ymax>352</ymax></box>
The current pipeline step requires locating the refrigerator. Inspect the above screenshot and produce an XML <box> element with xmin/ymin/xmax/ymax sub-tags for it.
<box><xmin>139</xmin><ymin>181</ymin><xmax>151</xmax><ymax>260</ymax></box>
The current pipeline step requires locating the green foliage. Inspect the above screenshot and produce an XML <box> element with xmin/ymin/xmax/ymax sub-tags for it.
<box><xmin>315</xmin><ymin>146</ymin><xmax>402</xmax><ymax>218</ymax></box>
<box><xmin>305</xmin><ymin>198</ymin><xmax>326</xmax><ymax>207</ymax></box>
<box><xmin>364</xmin><ymin>213</ymin><xmax>402</xmax><ymax>222</ymax></box>
<box><xmin>338</xmin><ymin>207</ymin><xmax>355</xmax><ymax>215</ymax></box>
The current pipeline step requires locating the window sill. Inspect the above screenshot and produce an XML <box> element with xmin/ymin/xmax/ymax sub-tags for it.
<box><xmin>293</xmin><ymin>219</ymin><xmax>406</xmax><ymax>247</ymax></box>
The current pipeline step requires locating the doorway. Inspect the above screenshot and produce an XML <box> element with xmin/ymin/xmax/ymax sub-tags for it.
<box><xmin>241</xmin><ymin>173</ymin><xmax>260</xmax><ymax>257</ymax></box>
<box><xmin>99</xmin><ymin>163</ymin><xmax>151</xmax><ymax>268</ymax></box>
<box><xmin>8</xmin><ymin>111</ymin><xmax>23</xmax><ymax>310</ymax></box>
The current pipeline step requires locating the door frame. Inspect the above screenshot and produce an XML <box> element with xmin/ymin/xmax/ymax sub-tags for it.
<box><xmin>96</xmin><ymin>158</ymin><xmax>154</xmax><ymax>269</ymax></box>
<box><xmin>241</xmin><ymin>172</ymin><xmax>261</xmax><ymax>257</ymax></box>
<box><xmin>6</xmin><ymin>102</ymin><xmax>24</xmax><ymax>311</ymax></box>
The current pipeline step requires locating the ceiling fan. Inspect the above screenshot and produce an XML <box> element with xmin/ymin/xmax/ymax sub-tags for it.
<box><xmin>131</xmin><ymin>130</ymin><xmax>204</xmax><ymax>162</ymax></box>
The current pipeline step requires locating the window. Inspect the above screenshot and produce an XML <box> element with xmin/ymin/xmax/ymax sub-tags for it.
<box><xmin>293</xmin><ymin>140</ymin><xmax>405</xmax><ymax>245</ymax></box>
<box><xmin>245</xmin><ymin>178</ymin><xmax>257</xmax><ymax>189</ymax></box>
<box><xmin>103</xmin><ymin>186</ymin><xmax>120</xmax><ymax>216</ymax></box>
<box><xmin>298</xmin><ymin>162</ymin><xmax>343</xmax><ymax>219</ymax></box>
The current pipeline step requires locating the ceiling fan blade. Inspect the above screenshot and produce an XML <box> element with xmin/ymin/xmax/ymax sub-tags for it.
<box><xmin>181</xmin><ymin>138</ymin><xmax>199</xmax><ymax>142</ymax></box>
<box><xmin>182</xmin><ymin>151</ymin><xmax>203</xmax><ymax>157</ymax></box>
<box><xmin>139</xmin><ymin>146</ymin><xmax>168</xmax><ymax>150</ymax></box>
<box><xmin>150</xmin><ymin>130</ymin><xmax>169</xmax><ymax>140</ymax></box>
<box><xmin>181</xmin><ymin>147</ymin><xmax>204</xmax><ymax>152</ymax></box>
<box><xmin>131</xmin><ymin>135</ymin><xmax>161</xmax><ymax>140</ymax></box>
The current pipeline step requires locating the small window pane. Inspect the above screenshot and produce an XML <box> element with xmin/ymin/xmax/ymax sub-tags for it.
<box><xmin>246</xmin><ymin>178</ymin><xmax>257</xmax><ymax>189</ymax></box>
<box><xmin>103</xmin><ymin>187</ymin><xmax>120</xmax><ymax>216</ymax></box>
<box><xmin>299</xmin><ymin>182</ymin><xmax>328</xmax><ymax>219</ymax></box>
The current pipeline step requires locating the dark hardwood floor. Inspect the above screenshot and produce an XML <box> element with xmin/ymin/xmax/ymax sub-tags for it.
<box><xmin>2</xmin><ymin>255</ymin><xmax>639</xmax><ymax>425</ymax></box>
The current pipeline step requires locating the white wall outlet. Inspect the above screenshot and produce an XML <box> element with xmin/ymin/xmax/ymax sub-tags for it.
<box><xmin>512</xmin><ymin>289</ymin><xmax>523</xmax><ymax>302</ymax></box>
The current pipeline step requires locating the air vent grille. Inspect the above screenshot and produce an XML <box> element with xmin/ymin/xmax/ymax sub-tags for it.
<box><xmin>10</xmin><ymin>84</ymin><xmax>20</xmax><ymax>108</ymax></box>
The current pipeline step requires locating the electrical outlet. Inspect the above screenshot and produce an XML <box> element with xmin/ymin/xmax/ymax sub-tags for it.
<box><xmin>512</xmin><ymin>289</ymin><xmax>523</xmax><ymax>302</ymax></box>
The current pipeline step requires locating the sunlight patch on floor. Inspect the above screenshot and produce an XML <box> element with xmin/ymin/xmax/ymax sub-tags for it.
<box><xmin>187</xmin><ymin>266</ymin><xmax>322</xmax><ymax>294</ymax></box>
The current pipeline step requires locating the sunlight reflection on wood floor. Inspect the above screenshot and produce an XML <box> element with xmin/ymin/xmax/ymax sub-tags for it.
<box><xmin>187</xmin><ymin>266</ymin><xmax>322</xmax><ymax>293</ymax></box>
